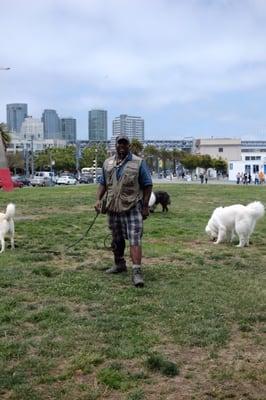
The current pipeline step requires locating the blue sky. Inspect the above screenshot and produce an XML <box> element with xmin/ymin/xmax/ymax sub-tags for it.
<box><xmin>1</xmin><ymin>0</ymin><xmax>266</xmax><ymax>140</ymax></box>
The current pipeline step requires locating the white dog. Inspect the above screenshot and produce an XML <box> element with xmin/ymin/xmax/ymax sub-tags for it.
<box><xmin>205</xmin><ymin>201</ymin><xmax>264</xmax><ymax>247</ymax></box>
<box><xmin>0</xmin><ymin>203</ymin><xmax>15</xmax><ymax>253</ymax></box>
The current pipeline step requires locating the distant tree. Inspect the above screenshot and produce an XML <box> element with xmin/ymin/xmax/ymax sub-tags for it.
<box><xmin>172</xmin><ymin>148</ymin><xmax>182</xmax><ymax>174</ymax></box>
<box><xmin>130</xmin><ymin>138</ymin><xmax>143</xmax><ymax>156</ymax></box>
<box><xmin>80</xmin><ymin>144</ymin><xmax>107</xmax><ymax>169</ymax></box>
<box><xmin>34</xmin><ymin>151</ymin><xmax>50</xmax><ymax>171</ymax></box>
<box><xmin>198</xmin><ymin>154</ymin><xmax>213</xmax><ymax>171</ymax></box>
<box><xmin>95</xmin><ymin>143</ymin><xmax>108</xmax><ymax>167</ymax></box>
<box><xmin>143</xmin><ymin>145</ymin><xmax>159</xmax><ymax>172</ymax></box>
<box><xmin>7</xmin><ymin>152</ymin><xmax>24</xmax><ymax>174</ymax></box>
<box><xmin>180</xmin><ymin>153</ymin><xmax>199</xmax><ymax>177</ymax></box>
<box><xmin>158</xmin><ymin>148</ymin><xmax>172</xmax><ymax>176</ymax></box>
<box><xmin>213</xmin><ymin>157</ymin><xmax>228</xmax><ymax>176</ymax></box>
<box><xmin>35</xmin><ymin>147</ymin><xmax>76</xmax><ymax>172</ymax></box>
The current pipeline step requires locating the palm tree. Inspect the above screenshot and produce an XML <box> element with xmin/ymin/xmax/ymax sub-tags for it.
<box><xmin>144</xmin><ymin>145</ymin><xmax>159</xmax><ymax>173</ymax></box>
<box><xmin>0</xmin><ymin>123</ymin><xmax>11</xmax><ymax>150</ymax></box>
<box><xmin>130</xmin><ymin>138</ymin><xmax>143</xmax><ymax>156</ymax></box>
<box><xmin>172</xmin><ymin>148</ymin><xmax>182</xmax><ymax>175</ymax></box>
<box><xmin>158</xmin><ymin>148</ymin><xmax>171</xmax><ymax>177</ymax></box>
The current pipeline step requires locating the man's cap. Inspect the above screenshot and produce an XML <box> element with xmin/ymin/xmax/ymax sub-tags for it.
<box><xmin>116</xmin><ymin>134</ymin><xmax>130</xmax><ymax>144</ymax></box>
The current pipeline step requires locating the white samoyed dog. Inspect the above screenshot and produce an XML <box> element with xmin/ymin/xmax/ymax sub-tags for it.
<box><xmin>205</xmin><ymin>201</ymin><xmax>264</xmax><ymax>247</ymax></box>
<box><xmin>0</xmin><ymin>203</ymin><xmax>16</xmax><ymax>253</ymax></box>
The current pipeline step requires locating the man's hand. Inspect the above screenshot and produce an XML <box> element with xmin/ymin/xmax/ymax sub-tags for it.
<box><xmin>94</xmin><ymin>200</ymin><xmax>101</xmax><ymax>214</ymax></box>
<box><xmin>142</xmin><ymin>205</ymin><xmax>149</xmax><ymax>220</ymax></box>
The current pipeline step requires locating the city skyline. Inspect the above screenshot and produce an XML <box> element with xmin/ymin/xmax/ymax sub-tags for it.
<box><xmin>1</xmin><ymin>1</ymin><xmax>266</xmax><ymax>141</ymax></box>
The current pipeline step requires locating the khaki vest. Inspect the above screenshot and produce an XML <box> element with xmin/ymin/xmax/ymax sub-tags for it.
<box><xmin>103</xmin><ymin>154</ymin><xmax>142</xmax><ymax>213</ymax></box>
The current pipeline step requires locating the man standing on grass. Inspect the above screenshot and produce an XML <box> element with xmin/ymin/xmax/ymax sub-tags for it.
<box><xmin>94</xmin><ymin>134</ymin><xmax>153</xmax><ymax>287</ymax></box>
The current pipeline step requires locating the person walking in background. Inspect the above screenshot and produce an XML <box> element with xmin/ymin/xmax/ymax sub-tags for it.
<box><xmin>204</xmin><ymin>172</ymin><xmax>208</xmax><ymax>184</ymax></box>
<box><xmin>199</xmin><ymin>172</ymin><xmax>204</xmax><ymax>184</ymax></box>
<box><xmin>259</xmin><ymin>170</ymin><xmax>265</xmax><ymax>184</ymax></box>
<box><xmin>236</xmin><ymin>172</ymin><xmax>241</xmax><ymax>184</ymax></box>
<box><xmin>94</xmin><ymin>135</ymin><xmax>153</xmax><ymax>288</ymax></box>
<box><xmin>254</xmin><ymin>173</ymin><xmax>259</xmax><ymax>185</ymax></box>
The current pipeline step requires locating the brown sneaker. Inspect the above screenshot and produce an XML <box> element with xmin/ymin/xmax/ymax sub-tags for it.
<box><xmin>105</xmin><ymin>264</ymin><xmax>127</xmax><ymax>274</ymax></box>
<box><xmin>132</xmin><ymin>268</ymin><xmax>144</xmax><ymax>287</ymax></box>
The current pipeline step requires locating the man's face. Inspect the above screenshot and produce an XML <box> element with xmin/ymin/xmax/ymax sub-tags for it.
<box><xmin>116</xmin><ymin>140</ymin><xmax>130</xmax><ymax>160</ymax></box>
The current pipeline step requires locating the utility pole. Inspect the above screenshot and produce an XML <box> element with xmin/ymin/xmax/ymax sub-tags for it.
<box><xmin>24</xmin><ymin>147</ymin><xmax>30</xmax><ymax>177</ymax></box>
<box><xmin>30</xmin><ymin>135</ymin><xmax>34</xmax><ymax>175</ymax></box>
<box><xmin>75</xmin><ymin>141</ymin><xmax>81</xmax><ymax>174</ymax></box>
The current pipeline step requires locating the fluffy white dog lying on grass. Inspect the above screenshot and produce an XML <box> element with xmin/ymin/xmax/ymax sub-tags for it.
<box><xmin>0</xmin><ymin>203</ymin><xmax>15</xmax><ymax>253</ymax></box>
<box><xmin>205</xmin><ymin>201</ymin><xmax>264</xmax><ymax>247</ymax></box>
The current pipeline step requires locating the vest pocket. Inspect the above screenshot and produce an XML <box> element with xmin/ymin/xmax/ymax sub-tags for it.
<box><xmin>123</xmin><ymin>173</ymin><xmax>135</xmax><ymax>186</ymax></box>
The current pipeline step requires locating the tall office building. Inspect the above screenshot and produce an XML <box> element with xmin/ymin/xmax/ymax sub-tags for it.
<box><xmin>6</xmin><ymin>103</ymin><xmax>28</xmax><ymax>133</ymax></box>
<box><xmin>112</xmin><ymin>114</ymin><xmax>144</xmax><ymax>143</ymax></box>
<box><xmin>88</xmin><ymin>109</ymin><xmax>107</xmax><ymax>142</ymax></box>
<box><xmin>61</xmin><ymin>118</ymin><xmax>76</xmax><ymax>143</ymax></box>
<box><xmin>41</xmin><ymin>109</ymin><xmax>61</xmax><ymax>139</ymax></box>
<box><xmin>20</xmin><ymin>116</ymin><xmax>44</xmax><ymax>140</ymax></box>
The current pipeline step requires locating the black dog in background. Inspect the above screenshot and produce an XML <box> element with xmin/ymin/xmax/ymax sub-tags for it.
<box><xmin>149</xmin><ymin>191</ymin><xmax>171</xmax><ymax>212</ymax></box>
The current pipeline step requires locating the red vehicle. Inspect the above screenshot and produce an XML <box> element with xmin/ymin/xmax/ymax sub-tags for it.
<box><xmin>12</xmin><ymin>178</ymin><xmax>24</xmax><ymax>188</ymax></box>
<box><xmin>0</xmin><ymin>175</ymin><xmax>24</xmax><ymax>189</ymax></box>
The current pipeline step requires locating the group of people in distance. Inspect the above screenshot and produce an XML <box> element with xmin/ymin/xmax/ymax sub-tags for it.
<box><xmin>236</xmin><ymin>171</ymin><xmax>265</xmax><ymax>185</ymax></box>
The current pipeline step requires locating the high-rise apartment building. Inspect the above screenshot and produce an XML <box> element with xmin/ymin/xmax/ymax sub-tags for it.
<box><xmin>61</xmin><ymin>118</ymin><xmax>76</xmax><ymax>143</ymax></box>
<box><xmin>112</xmin><ymin>114</ymin><xmax>144</xmax><ymax>143</ymax></box>
<box><xmin>88</xmin><ymin>109</ymin><xmax>107</xmax><ymax>142</ymax></box>
<box><xmin>6</xmin><ymin>103</ymin><xmax>28</xmax><ymax>133</ymax></box>
<box><xmin>20</xmin><ymin>117</ymin><xmax>44</xmax><ymax>140</ymax></box>
<box><xmin>42</xmin><ymin>109</ymin><xmax>61</xmax><ymax>139</ymax></box>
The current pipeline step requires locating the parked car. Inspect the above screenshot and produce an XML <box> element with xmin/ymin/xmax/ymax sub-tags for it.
<box><xmin>56</xmin><ymin>174</ymin><xmax>77</xmax><ymax>185</ymax></box>
<box><xmin>12</xmin><ymin>175</ymin><xmax>31</xmax><ymax>186</ymax></box>
<box><xmin>30</xmin><ymin>171</ymin><xmax>55</xmax><ymax>187</ymax></box>
<box><xmin>0</xmin><ymin>177</ymin><xmax>24</xmax><ymax>189</ymax></box>
<box><xmin>78</xmin><ymin>174</ymin><xmax>94</xmax><ymax>184</ymax></box>
<box><xmin>11</xmin><ymin>177</ymin><xmax>24</xmax><ymax>188</ymax></box>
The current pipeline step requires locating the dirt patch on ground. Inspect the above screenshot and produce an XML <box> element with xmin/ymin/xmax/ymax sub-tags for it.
<box><xmin>138</xmin><ymin>331</ymin><xmax>266</xmax><ymax>400</ymax></box>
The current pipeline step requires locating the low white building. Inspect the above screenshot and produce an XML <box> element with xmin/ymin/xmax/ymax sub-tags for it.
<box><xmin>228</xmin><ymin>152</ymin><xmax>266</xmax><ymax>182</ymax></box>
<box><xmin>7</xmin><ymin>136</ymin><xmax>67</xmax><ymax>154</ymax></box>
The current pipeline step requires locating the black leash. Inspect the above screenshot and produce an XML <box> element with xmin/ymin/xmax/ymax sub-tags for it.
<box><xmin>67</xmin><ymin>212</ymin><xmax>100</xmax><ymax>250</ymax></box>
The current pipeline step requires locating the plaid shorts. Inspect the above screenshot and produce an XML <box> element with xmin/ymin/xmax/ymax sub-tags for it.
<box><xmin>108</xmin><ymin>204</ymin><xmax>143</xmax><ymax>246</ymax></box>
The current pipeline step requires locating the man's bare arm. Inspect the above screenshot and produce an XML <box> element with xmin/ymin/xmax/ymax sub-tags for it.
<box><xmin>142</xmin><ymin>185</ymin><xmax>153</xmax><ymax>219</ymax></box>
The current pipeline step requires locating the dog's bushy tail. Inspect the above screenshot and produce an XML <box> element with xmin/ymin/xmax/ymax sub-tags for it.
<box><xmin>148</xmin><ymin>192</ymin><xmax>156</xmax><ymax>207</ymax></box>
<box><xmin>5</xmin><ymin>203</ymin><xmax>15</xmax><ymax>220</ymax></box>
<box><xmin>246</xmin><ymin>201</ymin><xmax>265</xmax><ymax>219</ymax></box>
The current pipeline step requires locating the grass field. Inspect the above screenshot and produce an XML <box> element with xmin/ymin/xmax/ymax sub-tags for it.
<box><xmin>0</xmin><ymin>183</ymin><xmax>265</xmax><ymax>400</ymax></box>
